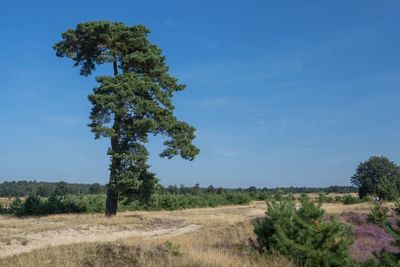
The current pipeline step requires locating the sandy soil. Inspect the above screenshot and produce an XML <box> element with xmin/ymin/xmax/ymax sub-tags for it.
<box><xmin>0</xmin><ymin>219</ymin><xmax>200</xmax><ymax>258</ymax></box>
<box><xmin>0</xmin><ymin>200</ymin><xmax>374</xmax><ymax>259</ymax></box>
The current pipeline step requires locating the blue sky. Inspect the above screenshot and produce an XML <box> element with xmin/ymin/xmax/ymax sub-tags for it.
<box><xmin>0</xmin><ymin>1</ymin><xmax>399</xmax><ymax>188</ymax></box>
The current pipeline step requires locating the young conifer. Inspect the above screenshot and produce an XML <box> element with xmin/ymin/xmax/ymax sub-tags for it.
<box><xmin>254</xmin><ymin>195</ymin><xmax>354</xmax><ymax>266</ymax></box>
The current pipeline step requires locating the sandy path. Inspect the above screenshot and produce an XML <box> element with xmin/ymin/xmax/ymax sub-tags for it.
<box><xmin>0</xmin><ymin>203</ymin><xmax>267</xmax><ymax>259</ymax></box>
<box><xmin>0</xmin><ymin>201</ymin><xmax>373</xmax><ymax>259</ymax></box>
<box><xmin>0</xmin><ymin>223</ymin><xmax>201</xmax><ymax>258</ymax></box>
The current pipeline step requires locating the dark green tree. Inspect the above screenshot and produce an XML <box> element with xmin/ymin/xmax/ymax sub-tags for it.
<box><xmin>35</xmin><ymin>184</ymin><xmax>52</xmax><ymax>197</ymax></box>
<box><xmin>54</xmin><ymin>21</ymin><xmax>199</xmax><ymax>216</ymax></box>
<box><xmin>54</xmin><ymin>181</ymin><xmax>72</xmax><ymax>197</ymax></box>
<box><xmin>254</xmin><ymin>195</ymin><xmax>354</xmax><ymax>266</ymax></box>
<box><xmin>351</xmin><ymin>156</ymin><xmax>400</xmax><ymax>200</ymax></box>
<box><xmin>206</xmin><ymin>185</ymin><xmax>216</xmax><ymax>193</ymax></box>
<box><xmin>89</xmin><ymin>183</ymin><xmax>104</xmax><ymax>194</ymax></box>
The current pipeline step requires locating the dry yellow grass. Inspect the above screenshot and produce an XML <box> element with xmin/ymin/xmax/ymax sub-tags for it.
<box><xmin>0</xmin><ymin>197</ymin><xmax>386</xmax><ymax>267</ymax></box>
<box><xmin>0</xmin><ymin>201</ymin><xmax>293</xmax><ymax>267</ymax></box>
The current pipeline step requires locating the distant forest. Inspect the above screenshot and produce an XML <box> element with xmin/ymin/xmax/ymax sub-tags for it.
<box><xmin>0</xmin><ymin>180</ymin><xmax>357</xmax><ymax>197</ymax></box>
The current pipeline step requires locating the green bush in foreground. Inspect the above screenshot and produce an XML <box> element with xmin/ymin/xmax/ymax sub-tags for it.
<box><xmin>254</xmin><ymin>195</ymin><xmax>354</xmax><ymax>267</ymax></box>
<box><xmin>367</xmin><ymin>201</ymin><xmax>389</xmax><ymax>226</ymax></box>
<box><xmin>373</xmin><ymin>199</ymin><xmax>400</xmax><ymax>267</ymax></box>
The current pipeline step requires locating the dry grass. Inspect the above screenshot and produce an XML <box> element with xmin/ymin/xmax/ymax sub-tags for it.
<box><xmin>0</xmin><ymin>201</ymin><xmax>293</xmax><ymax>267</ymax></box>
<box><xmin>0</xmin><ymin>196</ymin><xmax>387</xmax><ymax>267</ymax></box>
<box><xmin>0</xmin><ymin>197</ymin><xmax>17</xmax><ymax>208</ymax></box>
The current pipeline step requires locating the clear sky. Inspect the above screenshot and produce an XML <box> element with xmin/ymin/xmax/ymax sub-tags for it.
<box><xmin>0</xmin><ymin>1</ymin><xmax>399</xmax><ymax>188</ymax></box>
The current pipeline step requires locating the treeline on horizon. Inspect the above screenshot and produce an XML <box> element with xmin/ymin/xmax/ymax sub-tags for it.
<box><xmin>0</xmin><ymin>180</ymin><xmax>357</xmax><ymax>198</ymax></box>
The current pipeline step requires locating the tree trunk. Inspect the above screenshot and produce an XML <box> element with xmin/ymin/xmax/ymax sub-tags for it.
<box><xmin>105</xmin><ymin>60</ymin><xmax>120</xmax><ymax>217</ymax></box>
<box><xmin>105</xmin><ymin>116</ymin><xmax>121</xmax><ymax>217</ymax></box>
<box><xmin>105</xmin><ymin>187</ymin><xmax>118</xmax><ymax>216</ymax></box>
<box><xmin>113</xmin><ymin>60</ymin><xmax>118</xmax><ymax>76</ymax></box>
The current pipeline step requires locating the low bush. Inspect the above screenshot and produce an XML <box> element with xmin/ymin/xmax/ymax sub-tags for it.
<box><xmin>367</xmin><ymin>202</ymin><xmax>389</xmax><ymax>226</ymax></box>
<box><xmin>317</xmin><ymin>192</ymin><xmax>326</xmax><ymax>204</ymax></box>
<box><xmin>335</xmin><ymin>195</ymin><xmax>342</xmax><ymax>202</ymax></box>
<box><xmin>342</xmin><ymin>194</ymin><xmax>362</xmax><ymax>205</ymax></box>
<box><xmin>254</xmin><ymin>195</ymin><xmax>354</xmax><ymax>266</ymax></box>
<box><xmin>144</xmin><ymin>192</ymin><xmax>252</xmax><ymax>211</ymax></box>
<box><xmin>1</xmin><ymin>192</ymin><xmax>253</xmax><ymax>216</ymax></box>
<box><xmin>6</xmin><ymin>194</ymin><xmax>100</xmax><ymax>216</ymax></box>
<box><xmin>350</xmin><ymin>223</ymin><xmax>398</xmax><ymax>263</ymax></box>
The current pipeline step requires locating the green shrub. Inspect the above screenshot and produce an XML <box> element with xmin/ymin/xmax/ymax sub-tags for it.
<box><xmin>0</xmin><ymin>202</ymin><xmax>4</xmax><ymax>214</ymax></box>
<box><xmin>8</xmin><ymin>194</ymin><xmax>96</xmax><ymax>216</ymax></box>
<box><xmin>374</xmin><ymin>204</ymin><xmax>400</xmax><ymax>267</ymax></box>
<box><xmin>325</xmin><ymin>196</ymin><xmax>335</xmax><ymax>203</ymax></box>
<box><xmin>335</xmin><ymin>195</ymin><xmax>342</xmax><ymax>202</ymax></box>
<box><xmin>367</xmin><ymin>201</ymin><xmax>389</xmax><ymax>225</ymax></box>
<box><xmin>86</xmin><ymin>194</ymin><xmax>106</xmax><ymax>213</ymax></box>
<box><xmin>60</xmin><ymin>196</ymin><xmax>88</xmax><ymax>213</ymax></box>
<box><xmin>317</xmin><ymin>192</ymin><xmax>326</xmax><ymax>204</ymax></box>
<box><xmin>342</xmin><ymin>194</ymin><xmax>360</xmax><ymax>205</ymax></box>
<box><xmin>43</xmin><ymin>194</ymin><xmax>62</xmax><ymax>214</ymax></box>
<box><xmin>21</xmin><ymin>195</ymin><xmax>44</xmax><ymax>216</ymax></box>
<box><xmin>254</xmin><ymin>191</ymin><xmax>270</xmax><ymax>200</ymax></box>
<box><xmin>254</xmin><ymin>196</ymin><xmax>354</xmax><ymax>267</ymax></box>
<box><xmin>3</xmin><ymin>192</ymin><xmax>253</xmax><ymax>216</ymax></box>
<box><xmin>392</xmin><ymin>198</ymin><xmax>400</xmax><ymax>216</ymax></box>
<box><xmin>10</xmin><ymin>197</ymin><xmax>23</xmax><ymax>215</ymax></box>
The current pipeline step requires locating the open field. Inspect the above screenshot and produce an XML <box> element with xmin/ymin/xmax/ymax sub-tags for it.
<box><xmin>0</xmin><ymin>199</ymin><xmax>385</xmax><ymax>267</ymax></box>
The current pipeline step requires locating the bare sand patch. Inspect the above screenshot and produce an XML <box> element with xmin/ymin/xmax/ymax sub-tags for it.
<box><xmin>0</xmin><ymin>215</ymin><xmax>200</xmax><ymax>258</ymax></box>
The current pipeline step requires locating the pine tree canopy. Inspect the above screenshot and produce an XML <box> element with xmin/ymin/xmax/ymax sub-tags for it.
<box><xmin>54</xmin><ymin>21</ymin><xmax>199</xmax><ymax>215</ymax></box>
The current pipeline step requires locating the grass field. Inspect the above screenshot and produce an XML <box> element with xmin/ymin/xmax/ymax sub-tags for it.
<box><xmin>0</xmin><ymin>197</ymin><xmax>386</xmax><ymax>267</ymax></box>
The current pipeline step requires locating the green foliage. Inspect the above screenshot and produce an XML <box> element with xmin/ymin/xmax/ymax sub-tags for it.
<box><xmin>377</xmin><ymin>178</ymin><xmax>399</xmax><ymax>201</ymax></box>
<box><xmin>54</xmin><ymin>21</ymin><xmax>200</xmax><ymax>215</ymax></box>
<box><xmin>1</xmin><ymin>192</ymin><xmax>253</xmax><ymax>216</ymax></box>
<box><xmin>317</xmin><ymin>192</ymin><xmax>326</xmax><ymax>205</ymax></box>
<box><xmin>4</xmin><ymin>194</ymin><xmax>106</xmax><ymax>217</ymax></box>
<box><xmin>0</xmin><ymin>180</ymin><xmax>357</xmax><ymax>198</ymax></box>
<box><xmin>89</xmin><ymin>183</ymin><xmax>104</xmax><ymax>194</ymax></box>
<box><xmin>20</xmin><ymin>195</ymin><xmax>43</xmax><ymax>216</ymax></box>
<box><xmin>9</xmin><ymin>197</ymin><xmax>23</xmax><ymax>215</ymax></box>
<box><xmin>268</xmin><ymin>186</ymin><xmax>357</xmax><ymax>194</ymax></box>
<box><xmin>392</xmin><ymin>198</ymin><xmax>400</xmax><ymax>216</ymax></box>
<box><xmin>342</xmin><ymin>194</ymin><xmax>362</xmax><ymax>205</ymax></box>
<box><xmin>0</xmin><ymin>180</ymin><xmax>106</xmax><ymax>197</ymax></box>
<box><xmin>35</xmin><ymin>184</ymin><xmax>52</xmax><ymax>197</ymax></box>
<box><xmin>367</xmin><ymin>201</ymin><xmax>389</xmax><ymax>226</ymax></box>
<box><xmin>373</xmin><ymin>204</ymin><xmax>400</xmax><ymax>267</ymax></box>
<box><xmin>351</xmin><ymin>156</ymin><xmax>400</xmax><ymax>200</ymax></box>
<box><xmin>144</xmin><ymin>192</ymin><xmax>251</xmax><ymax>211</ymax></box>
<box><xmin>254</xmin><ymin>196</ymin><xmax>354</xmax><ymax>267</ymax></box>
<box><xmin>377</xmin><ymin>252</ymin><xmax>400</xmax><ymax>267</ymax></box>
<box><xmin>54</xmin><ymin>181</ymin><xmax>72</xmax><ymax>196</ymax></box>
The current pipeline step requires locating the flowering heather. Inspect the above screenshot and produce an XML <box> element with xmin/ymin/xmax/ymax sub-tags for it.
<box><xmin>350</xmin><ymin>223</ymin><xmax>399</xmax><ymax>262</ymax></box>
<box><xmin>340</xmin><ymin>212</ymin><xmax>367</xmax><ymax>225</ymax></box>
<box><xmin>387</xmin><ymin>216</ymin><xmax>400</xmax><ymax>230</ymax></box>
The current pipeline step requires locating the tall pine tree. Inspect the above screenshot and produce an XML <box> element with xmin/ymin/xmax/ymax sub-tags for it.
<box><xmin>54</xmin><ymin>21</ymin><xmax>199</xmax><ymax>216</ymax></box>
